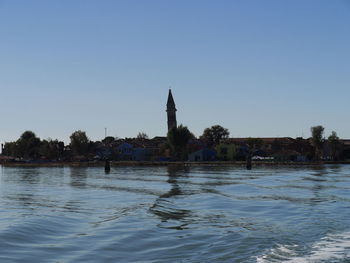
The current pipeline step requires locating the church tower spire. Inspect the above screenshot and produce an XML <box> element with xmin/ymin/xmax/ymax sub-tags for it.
<box><xmin>166</xmin><ymin>89</ymin><xmax>177</xmax><ymax>132</ymax></box>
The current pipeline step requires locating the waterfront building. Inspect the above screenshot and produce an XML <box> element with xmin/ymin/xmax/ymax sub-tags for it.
<box><xmin>188</xmin><ymin>148</ymin><xmax>216</xmax><ymax>162</ymax></box>
<box><xmin>117</xmin><ymin>142</ymin><xmax>133</xmax><ymax>160</ymax></box>
<box><xmin>216</xmin><ymin>143</ymin><xmax>237</xmax><ymax>161</ymax></box>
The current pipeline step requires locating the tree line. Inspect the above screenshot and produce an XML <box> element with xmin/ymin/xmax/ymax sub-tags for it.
<box><xmin>0</xmin><ymin>124</ymin><xmax>346</xmax><ymax>162</ymax></box>
<box><xmin>2</xmin><ymin>130</ymin><xmax>92</xmax><ymax>160</ymax></box>
<box><xmin>166</xmin><ymin>124</ymin><xmax>345</xmax><ymax>161</ymax></box>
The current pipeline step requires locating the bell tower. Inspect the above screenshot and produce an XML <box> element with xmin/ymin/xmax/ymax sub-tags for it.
<box><xmin>166</xmin><ymin>89</ymin><xmax>177</xmax><ymax>132</ymax></box>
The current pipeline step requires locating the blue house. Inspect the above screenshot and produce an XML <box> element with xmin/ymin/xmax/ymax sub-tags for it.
<box><xmin>95</xmin><ymin>147</ymin><xmax>113</xmax><ymax>160</ymax></box>
<box><xmin>132</xmin><ymin>148</ymin><xmax>152</xmax><ymax>161</ymax></box>
<box><xmin>188</xmin><ymin>148</ymin><xmax>216</xmax><ymax>162</ymax></box>
<box><xmin>117</xmin><ymin>142</ymin><xmax>133</xmax><ymax>160</ymax></box>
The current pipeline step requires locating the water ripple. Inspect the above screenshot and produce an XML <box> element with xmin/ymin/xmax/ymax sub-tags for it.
<box><xmin>1</xmin><ymin>165</ymin><xmax>350</xmax><ymax>262</ymax></box>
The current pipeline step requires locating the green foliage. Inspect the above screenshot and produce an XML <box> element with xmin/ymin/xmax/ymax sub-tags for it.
<box><xmin>2</xmin><ymin>131</ymin><xmax>65</xmax><ymax>160</ymax></box>
<box><xmin>137</xmin><ymin>132</ymin><xmax>149</xmax><ymax>140</ymax></box>
<box><xmin>2</xmin><ymin>142</ymin><xmax>18</xmax><ymax>157</ymax></box>
<box><xmin>328</xmin><ymin>131</ymin><xmax>339</xmax><ymax>143</ymax></box>
<box><xmin>39</xmin><ymin>139</ymin><xmax>64</xmax><ymax>160</ymax></box>
<box><xmin>102</xmin><ymin>136</ymin><xmax>115</xmax><ymax>145</ymax></box>
<box><xmin>311</xmin><ymin>126</ymin><xmax>325</xmax><ymax>147</ymax></box>
<box><xmin>246</xmin><ymin>137</ymin><xmax>263</xmax><ymax>149</ymax></box>
<box><xmin>311</xmin><ymin>125</ymin><xmax>325</xmax><ymax>160</ymax></box>
<box><xmin>328</xmin><ymin>131</ymin><xmax>342</xmax><ymax>161</ymax></box>
<box><xmin>16</xmin><ymin>131</ymin><xmax>41</xmax><ymax>159</ymax></box>
<box><xmin>167</xmin><ymin>124</ymin><xmax>194</xmax><ymax>160</ymax></box>
<box><xmin>200</xmin><ymin>125</ymin><xmax>229</xmax><ymax>146</ymax></box>
<box><xmin>70</xmin><ymin>130</ymin><xmax>90</xmax><ymax>156</ymax></box>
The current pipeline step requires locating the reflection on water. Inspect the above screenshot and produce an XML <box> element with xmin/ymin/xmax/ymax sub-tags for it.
<box><xmin>150</xmin><ymin>166</ymin><xmax>192</xmax><ymax>227</ymax></box>
<box><xmin>69</xmin><ymin>167</ymin><xmax>88</xmax><ymax>189</ymax></box>
<box><xmin>20</xmin><ymin>168</ymin><xmax>41</xmax><ymax>184</ymax></box>
<box><xmin>162</xmin><ymin>166</ymin><xmax>183</xmax><ymax>197</ymax></box>
<box><xmin>0</xmin><ymin>165</ymin><xmax>350</xmax><ymax>262</ymax></box>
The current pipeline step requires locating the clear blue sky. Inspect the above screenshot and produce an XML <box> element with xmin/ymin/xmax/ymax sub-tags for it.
<box><xmin>1</xmin><ymin>0</ymin><xmax>350</xmax><ymax>143</ymax></box>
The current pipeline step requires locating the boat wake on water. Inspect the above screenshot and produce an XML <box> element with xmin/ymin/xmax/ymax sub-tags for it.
<box><xmin>256</xmin><ymin>231</ymin><xmax>350</xmax><ymax>263</ymax></box>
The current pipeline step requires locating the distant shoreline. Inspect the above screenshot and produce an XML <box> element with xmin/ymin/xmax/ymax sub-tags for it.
<box><xmin>1</xmin><ymin>160</ymin><xmax>350</xmax><ymax>167</ymax></box>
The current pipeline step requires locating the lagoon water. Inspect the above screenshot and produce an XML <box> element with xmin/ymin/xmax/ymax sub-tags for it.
<box><xmin>1</xmin><ymin>165</ymin><xmax>350</xmax><ymax>262</ymax></box>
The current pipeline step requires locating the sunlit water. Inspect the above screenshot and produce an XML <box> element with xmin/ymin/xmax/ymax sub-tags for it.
<box><xmin>1</xmin><ymin>165</ymin><xmax>350</xmax><ymax>262</ymax></box>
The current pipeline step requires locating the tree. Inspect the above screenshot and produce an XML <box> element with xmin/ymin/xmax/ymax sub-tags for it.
<box><xmin>200</xmin><ymin>125</ymin><xmax>229</xmax><ymax>146</ymax></box>
<box><xmin>311</xmin><ymin>125</ymin><xmax>325</xmax><ymax>160</ymax></box>
<box><xmin>246</xmin><ymin>137</ymin><xmax>263</xmax><ymax>150</ymax></box>
<box><xmin>16</xmin><ymin>131</ymin><xmax>41</xmax><ymax>159</ymax></box>
<box><xmin>245</xmin><ymin>138</ymin><xmax>263</xmax><ymax>161</ymax></box>
<box><xmin>292</xmin><ymin>137</ymin><xmax>312</xmax><ymax>159</ymax></box>
<box><xmin>70</xmin><ymin>130</ymin><xmax>89</xmax><ymax>156</ymax></box>
<box><xmin>137</xmin><ymin>132</ymin><xmax>149</xmax><ymax>140</ymax></box>
<box><xmin>167</xmin><ymin>124</ymin><xmax>194</xmax><ymax>160</ymax></box>
<box><xmin>328</xmin><ymin>131</ymin><xmax>342</xmax><ymax>161</ymax></box>
<box><xmin>102</xmin><ymin>136</ymin><xmax>115</xmax><ymax>145</ymax></box>
<box><xmin>39</xmin><ymin>139</ymin><xmax>64</xmax><ymax>160</ymax></box>
<box><xmin>2</xmin><ymin>142</ymin><xmax>18</xmax><ymax>157</ymax></box>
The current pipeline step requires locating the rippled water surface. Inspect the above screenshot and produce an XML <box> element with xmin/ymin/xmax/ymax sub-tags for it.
<box><xmin>1</xmin><ymin>165</ymin><xmax>350</xmax><ymax>262</ymax></box>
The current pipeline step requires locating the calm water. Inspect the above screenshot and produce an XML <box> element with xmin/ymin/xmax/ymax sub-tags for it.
<box><xmin>1</xmin><ymin>165</ymin><xmax>350</xmax><ymax>262</ymax></box>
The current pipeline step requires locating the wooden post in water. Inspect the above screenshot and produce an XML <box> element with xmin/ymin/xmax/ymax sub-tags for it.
<box><xmin>246</xmin><ymin>153</ymin><xmax>252</xmax><ymax>170</ymax></box>
<box><xmin>105</xmin><ymin>159</ymin><xmax>111</xmax><ymax>173</ymax></box>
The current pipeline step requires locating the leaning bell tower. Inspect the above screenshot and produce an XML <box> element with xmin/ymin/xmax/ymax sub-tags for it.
<box><xmin>166</xmin><ymin>89</ymin><xmax>177</xmax><ymax>132</ymax></box>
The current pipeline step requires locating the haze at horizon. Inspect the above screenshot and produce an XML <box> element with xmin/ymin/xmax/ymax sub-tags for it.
<box><xmin>1</xmin><ymin>0</ymin><xmax>350</xmax><ymax>143</ymax></box>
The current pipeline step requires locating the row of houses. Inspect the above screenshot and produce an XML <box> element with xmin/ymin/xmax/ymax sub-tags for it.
<box><xmin>91</xmin><ymin>136</ymin><xmax>350</xmax><ymax>162</ymax></box>
<box><xmin>190</xmin><ymin>137</ymin><xmax>350</xmax><ymax>162</ymax></box>
<box><xmin>94</xmin><ymin>137</ymin><xmax>169</xmax><ymax>161</ymax></box>
<box><xmin>5</xmin><ymin>135</ymin><xmax>344</xmax><ymax>162</ymax></box>
<box><xmin>187</xmin><ymin>137</ymin><xmax>297</xmax><ymax>162</ymax></box>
